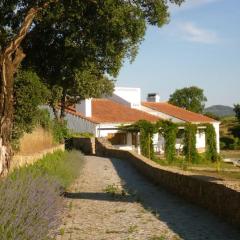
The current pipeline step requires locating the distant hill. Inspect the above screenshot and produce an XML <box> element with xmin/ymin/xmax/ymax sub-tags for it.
<box><xmin>204</xmin><ymin>105</ymin><xmax>235</xmax><ymax>118</ymax></box>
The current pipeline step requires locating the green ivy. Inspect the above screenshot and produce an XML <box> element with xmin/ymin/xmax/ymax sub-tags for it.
<box><xmin>183</xmin><ymin>123</ymin><xmax>199</xmax><ymax>163</ymax></box>
<box><xmin>158</xmin><ymin>120</ymin><xmax>178</xmax><ymax>163</ymax></box>
<box><xmin>136</xmin><ymin>120</ymin><xmax>156</xmax><ymax>159</ymax></box>
<box><xmin>205</xmin><ymin>124</ymin><xmax>218</xmax><ymax>162</ymax></box>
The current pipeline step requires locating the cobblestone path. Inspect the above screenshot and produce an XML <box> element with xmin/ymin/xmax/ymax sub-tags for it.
<box><xmin>56</xmin><ymin>155</ymin><xmax>240</xmax><ymax>240</ymax></box>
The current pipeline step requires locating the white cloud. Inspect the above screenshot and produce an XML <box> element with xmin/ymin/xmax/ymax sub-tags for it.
<box><xmin>170</xmin><ymin>0</ymin><xmax>221</xmax><ymax>13</ymax></box>
<box><xmin>177</xmin><ymin>22</ymin><xmax>219</xmax><ymax>44</ymax></box>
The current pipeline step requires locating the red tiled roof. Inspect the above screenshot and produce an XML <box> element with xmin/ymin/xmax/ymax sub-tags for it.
<box><xmin>91</xmin><ymin>99</ymin><xmax>160</xmax><ymax>123</ymax></box>
<box><xmin>142</xmin><ymin>102</ymin><xmax>217</xmax><ymax>123</ymax></box>
<box><xmin>66</xmin><ymin>99</ymin><xmax>160</xmax><ymax>124</ymax></box>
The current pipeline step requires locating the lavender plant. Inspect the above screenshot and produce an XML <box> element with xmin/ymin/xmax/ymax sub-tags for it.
<box><xmin>0</xmin><ymin>172</ymin><xmax>62</xmax><ymax>240</ymax></box>
<box><xmin>0</xmin><ymin>150</ymin><xmax>84</xmax><ymax>239</ymax></box>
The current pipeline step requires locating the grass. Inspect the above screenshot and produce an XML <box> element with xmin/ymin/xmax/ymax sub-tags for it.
<box><xmin>104</xmin><ymin>184</ymin><xmax>120</xmax><ymax>196</ymax></box>
<box><xmin>10</xmin><ymin>150</ymin><xmax>84</xmax><ymax>189</ymax></box>
<box><xmin>154</xmin><ymin>155</ymin><xmax>240</xmax><ymax>181</ymax></box>
<box><xmin>114</xmin><ymin>209</ymin><xmax>126</xmax><ymax>213</ymax></box>
<box><xmin>220</xmin><ymin>150</ymin><xmax>240</xmax><ymax>159</ymax></box>
<box><xmin>127</xmin><ymin>225</ymin><xmax>138</xmax><ymax>233</ymax></box>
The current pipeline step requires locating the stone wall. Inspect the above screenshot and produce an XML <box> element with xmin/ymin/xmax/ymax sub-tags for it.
<box><xmin>95</xmin><ymin>138</ymin><xmax>240</xmax><ymax>227</ymax></box>
<box><xmin>11</xmin><ymin>144</ymin><xmax>65</xmax><ymax>171</ymax></box>
<box><xmin>71</xmin><ymin>137</ymin><xmax>95</xmax><ymax>155</ymax></box>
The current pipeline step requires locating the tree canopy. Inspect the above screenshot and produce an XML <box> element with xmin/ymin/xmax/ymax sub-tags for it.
<box><xmin>20</xmin><ymin>0</ymin><xmax>184</xmax><ymax>118</ymax></box>
<box><xmin>169</xmin><ymin>86</ymin><xmax>207</xmax><ymax>113</ymax></box>
<box><xmin>12</xmin><ymin>70</ymin><xmax>50</xmax><ymax>147</ymax></box>
<box><xmin>234</xmin><ymin>104</ymin><xmax>240</xmax><ymax>122</ymax></box>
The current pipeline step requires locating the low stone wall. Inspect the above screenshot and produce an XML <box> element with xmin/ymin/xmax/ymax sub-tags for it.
<box><xmin>71</xmin><ymin>137</ymin><xmax>95</xmax><ymax>155</ymax></box>
<box><xmin>95</xmin><ymin>138</ymin><xmax>240</xmax><ymax>227</ymax></box>
<box><xmin>11</xmin><ymin>144</ymin><xmax>65</xmax><ymax>171</ymax></box>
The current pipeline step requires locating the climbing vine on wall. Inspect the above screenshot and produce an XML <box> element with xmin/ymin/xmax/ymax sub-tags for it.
<box><xmin>205</xmin><ymin>124</ymin><xmax>218</xmax><ymax>162</ymax></box>
<box><xmin>158</xmin><ymin>120</ymin><xmax>178</xmax><ymax>163</ymax></box>
<box><xmin>183</xmin><ymin>123</ymin><xmax>199</xmax><ymax>163</ymax></box>
<box><xmin>137</xmin><ymin>120</ymin><xmax>156</xmax><ymax>159</ymax></box>
<box><xmin>120</xmin><ymin>120</ymin><xmax>218</xmax><ymax>164</ymax></box>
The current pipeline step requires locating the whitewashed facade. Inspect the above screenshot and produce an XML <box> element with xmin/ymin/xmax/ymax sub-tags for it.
<box><xmin>62</xmin><ymin>87</ymin><xmax>220</xmax><ymax>153</ymax></box>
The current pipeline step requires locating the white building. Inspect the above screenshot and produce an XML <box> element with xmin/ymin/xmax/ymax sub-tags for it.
<box><xmin>64</xmin><ymin>87</ymin><xmax>220</xmax><ymax>153</ymax></box>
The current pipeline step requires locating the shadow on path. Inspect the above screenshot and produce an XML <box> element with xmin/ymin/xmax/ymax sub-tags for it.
<box><xmin>109</xmin><ymin>157</ymin><xmax>240</xmax><ymax>240</ymax></box>
<box><xmin>64</xmin><ymin>192</ymin><xmax>134</xmax><ymax>202</ymax></box>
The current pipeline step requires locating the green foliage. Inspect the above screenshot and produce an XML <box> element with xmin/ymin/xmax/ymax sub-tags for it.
<box><xmin>20</xmin><ymin>0</ymin><xmax>184</xmax><ymax>117</ymax></box>
<box><xmin>36</xmin><ymin>108</ymin><xmax>52</xmax><ymax>129</ymax></box>
<box><xmin>12</xmin><ymin>70</ymin><xmax>50</xmax><ymax>148</ymax></box>
<box><xmin>10</xmin><ymin>150</ymin><xmax>84</xmax><ymax>189</ymax></box>
<box><xmin>158</xmin><ymin>120</ymin><xmax>178</xmax><ymax>163</ymax></box>
<box><xmin>204</xmin><ymin>112</ymin><xmax>220</xmax><ymax>121</ymax></box>
<box><xmin>169</xmin><ymin>86</ymin><xmax>207</xmax><ymax>113</ymax></box>
<box><xmin>71</xmin><ymin>66</ymin><xmax>115</xmax><ymax>100</ymax></box>
<box><xmin>183</xmin><ymin>123</ymin><xmax>199</xmax><ymax>163</ymax></box>
<box><xmin>137</xmin><ymin>120</ymin><xmax>156</xmax><ymax>159</ymax></box>
<box><xmin>205</xmin><ymin>124</ymin><xmax>218</xmax><ymax>162</ymax></box>
<box><xmin>220</xmin><ymin>136</ymin><xmax>240</xmax><ymax>150</ymax></box>
<box><xmin>70</xmin><ymin>132</ymin><xmax>94</xmax><ymax>138</ymax></box>
<box><xmin>51</xmin><ymin>120</ymin><xmax>70</xmax><ymax>144</ymax></box>
<box><xmin>234</xmin><ymin>104</ymin><xmax>240</xmax><ymax>122</ymax></box>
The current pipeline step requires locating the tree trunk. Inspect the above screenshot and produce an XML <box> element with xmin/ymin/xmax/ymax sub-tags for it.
<box><xmin>60</xmin><ymin>89</ymin><xmax>67</xmax><ymax>121</ymax></box>
<box><xmin>0</xmin><ymin>7</ymin><xmax>43</xmax><ymax>176</ymax></box>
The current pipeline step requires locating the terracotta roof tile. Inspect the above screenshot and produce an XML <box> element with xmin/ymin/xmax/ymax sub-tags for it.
<box><xmin>90</xmin><ymin>99</ymin><xmax>160</xmax><ymax>123</ymax></box>
<box><xmin>65</xmin><ymin>99</ymin><xmax>160</xmax><ymax>124</ymax></box>
<box><xmin>142</xmin><ymin>102</ymin><xmax>217</xmax><ymax>123</ymax></box>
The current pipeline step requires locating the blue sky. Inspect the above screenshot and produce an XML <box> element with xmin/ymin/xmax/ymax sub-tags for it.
<box><xmin>117</xmin><ymin>0</ymin><xmax>240</xmax><ymax>107</ymax></box>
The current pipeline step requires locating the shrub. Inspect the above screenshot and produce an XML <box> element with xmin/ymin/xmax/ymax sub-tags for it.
<box><xmin>205</xmin><ymin>124</ymin><xmax>218</xmax><ymax>162</ymax></box>
<box><xmin>183</xmin><ymin>123</ymin><xmax>199</xmax><ymax>163</ymax></box>
<box><xmin>36</xmin><ymin>108</ymin><xmax>52</xmax><ymax>130</ymax></box>
<box><xmin>137</xmin><ymin>120</ymin><xmax>156</xmax><ymax>159</ymax></box>
<box><xmin>0</xmin><ymin>150</ymin><xmax>84</xmax><ymax>239</ymax></box>
<box><xmin>220</xmin><ymin>136</ymin><xmax>236</xmax><ymax>150</ymax></box>
<box><xmin>158</xmin><ymin>120</ymin><xmax>178</xmax><ymax>163</ymax></box>
<box><xmin>0</xmin><ymin>173</ymin><xmax>62</xmax><ymax>240</ymax></box>
<box><xmin>12</xmin><ymin>70</ymin><xmax>50</xmax><ymax>148</ymax></box>
<box><xmin>51</xmin><ymin>120</ymin><xmax>70</xmax><ymax>144</ymax></box>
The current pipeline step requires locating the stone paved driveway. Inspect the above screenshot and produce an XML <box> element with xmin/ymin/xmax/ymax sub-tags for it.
<box><xmin>56</xmin><ymin>155</ymin><xmax>240</xmax><ymax>240</ymax></box>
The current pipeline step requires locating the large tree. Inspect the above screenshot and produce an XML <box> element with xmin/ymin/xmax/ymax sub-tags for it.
<box><xmin>169</xmin><ymin>86</ymin><xmax>207</xmax><ymax>113</ymax></box>
<box><xmin>22</xmin><ymin>0</ymin><xmax>184</xmax><ymax>119</ymax></box>
<box><xmin>234</xmin><ymin>104</ymin><xmax>240</xmax><ymax>122</ymax></box>
<box><xmin>0</xmin><ymin>0</ymin><xmax>184</xmax><ymax>174</ymax></box>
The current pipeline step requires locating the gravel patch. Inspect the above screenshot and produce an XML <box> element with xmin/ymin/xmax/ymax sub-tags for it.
<box><xmin>56</xmin><ymin>155</ymin><xmax>240</xmax><ymax>240</ymax></box>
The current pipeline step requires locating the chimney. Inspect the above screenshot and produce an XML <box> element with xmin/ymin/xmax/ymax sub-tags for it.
<box><xmin>147</xmin><ymin>93</ymin><xmax>160</xmax><ymax>103</ymax></box>
<box><xmin>75</xmin><ymin>99</ymin><xmax>92</xmax><ymax>117</ymax></box>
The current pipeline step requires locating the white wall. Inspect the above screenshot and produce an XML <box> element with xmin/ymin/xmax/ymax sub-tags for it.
<box><xmin>65</xmin><ymin>113</ymin><xmax>97</xmax><ymax>135</ymax></box>
<box><xmin>213</xmin><ymin>122</ymin><xmax>220</xmax><ymax>153</ymax></box>
<box><xmin>109</xmin><ymin>87</ymin><xmax>141</xmax><ymax>109</ymax></box>
<box><xmin>196</xmin><ymin>129</ymin><xmax>206</xmax><ymax>149</ymax></box>
<box><xmin>75</xmin><ymin>99</ymin><xmax>92</xmax><ymax>117</ymax></box>
<box><xmin>96</xmin><ymin>123</ymin><xmax>124</xmax><ymax>137</ymax></box>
